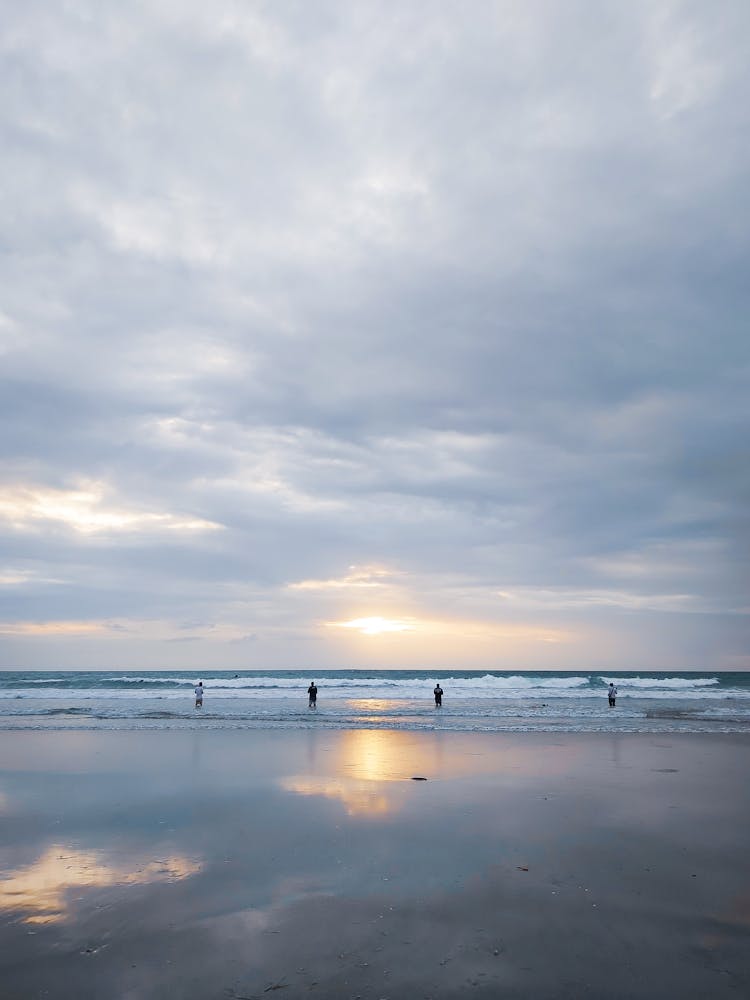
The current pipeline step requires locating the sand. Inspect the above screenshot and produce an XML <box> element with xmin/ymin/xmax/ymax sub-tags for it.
<box><xmin>0</xmin><ymin>729</ymin><xmax>748</xmax><ymax>999</ymax></box>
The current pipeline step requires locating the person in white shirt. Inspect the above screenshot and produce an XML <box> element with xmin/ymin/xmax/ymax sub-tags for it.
<box><xmin>195</xmin><ymin>681</ymin><xmax>204</xmax><ymax>709</ymax></box>
<box><xmin>608</xmin><ymin>682</ymin><xmax>617</xmax><ymax>707</ymax></box>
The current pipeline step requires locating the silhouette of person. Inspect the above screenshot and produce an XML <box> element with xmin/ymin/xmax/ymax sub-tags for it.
<box><xmin>308</xmin><ymin>682</ymin><xmax>318</xmax><ymax>709</ymax></box>
<box><xmin>434</xmin><ymin>683</ymin><xmax>443</xmax><ymax>707</ymax></box>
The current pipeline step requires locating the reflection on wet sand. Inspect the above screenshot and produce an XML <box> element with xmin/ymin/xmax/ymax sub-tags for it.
<box><xmin>281</xmin><ymin>729</ymin><xmax>586</xmax><ymax>816</ymax></box>
<box><xmin>281</xmin><ymin>776</ymin><xmax>395</xmax><ymax>816</ymax></box>
<box><xmin>333</xmin><ymin>729</ymin><xmax>429</xmax><ymax>781</ymax></box>
<box><xmin>0</xmin><ymin>846</ymin><xmax>200</xmax><ymax>924</ymax></box>
<box><xmin>281</xmin><ymin>730</ymin><xmax>444</xmax><ymax>816</ymax></box>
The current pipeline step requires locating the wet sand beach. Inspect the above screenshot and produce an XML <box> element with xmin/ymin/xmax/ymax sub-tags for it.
<box><xmin>0</xmin><ymin>730</ymin><xmax>748</xmax><ymax>999</ymax></box>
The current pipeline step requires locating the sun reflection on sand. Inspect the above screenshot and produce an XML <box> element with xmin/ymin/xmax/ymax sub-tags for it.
<box><xmin>281</xmin><ymin>729</ymin><xmax>585</xmax><ymax>817</ymax></box>
<box><xmin>334</xmin><ymin>729</ymin><xmax>422</xmax><ymax>781</ymax></box>
<box><xmin>0</xmin><ymin>846</ymin><xmax>200</xmax><ymax>924</ymax></box>
<box><xmin>281</xmin><ymin>730</ymin><xmax>439</xmax><ymax>816</ymax></box>
<box><xmin>280</xmin><ymin>777</ymin><xmax>395</xmax><ymax>816</ymax></box>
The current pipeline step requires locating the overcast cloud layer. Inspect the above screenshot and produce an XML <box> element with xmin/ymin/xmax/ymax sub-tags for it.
<box><xmin>1</xmin><ymin>0</ymin><xmax>749</xmax><ymax>671</ymax></box>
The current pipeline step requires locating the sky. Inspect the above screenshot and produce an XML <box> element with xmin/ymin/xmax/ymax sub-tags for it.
<box><xmin>1</xmin><ymin>0</ymin><xmax>748</xmax><ymax>672</ymax></box>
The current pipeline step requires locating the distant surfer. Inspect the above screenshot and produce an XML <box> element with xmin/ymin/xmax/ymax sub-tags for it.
<box><xmin>308</xmin><ymin>681</ymin><xmax>318</xmax><ymax>709</ymax></box>
<box><xmin>608</xmin><ymin>682</ymin><xmax>617</xmax><ymax>707</ymax></box>
<box><xmin>434</xmin><ymin>683</ymin><xmax>443</xmax><ymax>707</ymax></box>
<box><xmin>194</xmin><ymin>681</ymin><xmax>204</xmax><ymax>709</ymax></box>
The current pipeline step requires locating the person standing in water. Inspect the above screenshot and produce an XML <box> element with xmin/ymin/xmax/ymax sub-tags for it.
<box><xmin>434</xmin><ymin>683</ymin><xmax>443</xmax><ymax>707</ymax></box>
<box><xmin>608</xmin><ymin>682</ymin><xmax>617</xmax><ymax>707</ymax></box>
<box><xmin>308</xmin><ymin>681</ymin><xmax>318</xmax><ymax>709</ymax></box>
<box><xmin>194</xmin><ymin>681</ymin><xmax>204</xmax><ymax>709</ymax></box>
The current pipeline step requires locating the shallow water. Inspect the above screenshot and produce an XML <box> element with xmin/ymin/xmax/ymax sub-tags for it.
<box><xmin>2</xmin><ymin>669</ymin><xmax>749</xmax><ymax>733</ymax></box>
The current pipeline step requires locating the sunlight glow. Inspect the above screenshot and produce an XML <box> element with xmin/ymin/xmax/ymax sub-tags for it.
<box><xmin>329</xmin><ymin>616</ymin><xmax>416</xmax><ymax>635</ymax></box>
<box><xmin>0</xmin><ymin>482</ymin><xmax>222</xmax><ymax>536</ymax></box>
<box><xmin>0</xmin><ymin>618</ymin><xmax>269</xmax><ymax>642</ymax></box>
<box><xmin>289</xmin><ymin>565</ymin><xmax>396</xmax><ymax>591</ymax></box>
<box><xmin>0</xmin><ymin>621</ymin><xmax>107</xmax><ymax>636</ymax></box>
<box><xmin>0</xmin><ymin>569</ymin><xmax>65</xmax><ymax>586</ymax></box>
<box><xmin>327</xmin><ymin>615</ymin><xmax>570</xmax><ymax>644</ymax></box>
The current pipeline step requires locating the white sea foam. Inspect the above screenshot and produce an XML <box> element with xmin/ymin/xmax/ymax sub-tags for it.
<box><xmin>25</xmin><ymin>677</ymin><xmax>75</xmax><ymax>684</ymax></box>
<box><xmin>1</xmin><ymin>674</ymin><xmax>746</xmax><ymax>702</ymax></box>
<box><xmin>598</xmin><ymin>675</ymin><xmax>719</xmax><ymax>689</ymax></box>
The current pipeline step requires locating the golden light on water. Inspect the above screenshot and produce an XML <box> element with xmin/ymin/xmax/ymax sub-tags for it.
<box><xmin>0</xmin><ymin>846</ymin><xmax>200</xmax><ymax>925</ymax></box>
<box><xmin>344</xmin><ymin>698</ymin><xmax>394</xmax><ymax>714</ymax></box>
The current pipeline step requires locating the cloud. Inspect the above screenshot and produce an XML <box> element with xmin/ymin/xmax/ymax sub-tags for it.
<box><xmin>289</xmin><ymin>565</ymin><xmax>397</xmax><ymax>591</ymax></box>
<box><xmin>329</xmin><ymin>616</ymin><xmax>416</xmax><ymax>635</ymax></box>
<box><xmin>0</xmin><ymin>482</ymin><xmax>223</xmax><ymax>536</ymax></box>
<box><xmin>0</xmin><ymin>621</ymin><xmax>107</xmax><ymax>637</ymax></box>
<box><xmin>0</xmin><ymin>1</ymin><xmax>748</xmax><ymax>669</ymax></box>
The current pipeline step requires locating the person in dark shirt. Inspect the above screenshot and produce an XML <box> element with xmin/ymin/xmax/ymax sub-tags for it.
<box><xmin>434</xmin><ymin>683</ymin><xmax>443</xmax><ymax>707</ymax></box>
<box><xmin>308</xmin><ymin>682</ymin><xmax>318</xmax><ymax>709</ymax></box>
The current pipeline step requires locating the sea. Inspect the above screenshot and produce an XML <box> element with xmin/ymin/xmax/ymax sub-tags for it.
<box><xmin>1</xmin><ymin>669</ymin><xmax>749</xmax><ymax>734</ymax></box>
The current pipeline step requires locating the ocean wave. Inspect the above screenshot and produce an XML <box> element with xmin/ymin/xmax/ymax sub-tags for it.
<box><xmin>2</xmin><ymin>683</ymin><xmax>748</xmax><ymax>702</ymax></box>
<box><xmin>25</xmin><ymin>677</ymin><xmax>78</xmax><ymax>684</ymax></box>
<box><xmin>8</xmin><ymin>673</ymin><xmax>596</xmax><ymax>691</ymax></box>
<box><xmin>598</xmin><ymin>675</ymin><xmax>719</xmax><ymax>689</ymax></box>
<box><xmin>102</xmin><ymin>676</ymin><xmax>187</xmax><ymax>685</ymax></box>
<box><xmin>39</xmin><ymin>706</ymin><xmax>93</xmax><ymax>716</ymax></box>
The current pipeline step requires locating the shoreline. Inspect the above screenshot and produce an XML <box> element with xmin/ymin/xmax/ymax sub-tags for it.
<box><xmin>0</xmin><ymin>706</ymin><xmax>747</xmax><ymax>735</ymax></box>
<box><xmin>3</xmin><ymin>669</ymin><xmax>748</xmax><ymax>738</ymax></box>
<box><xmin>1</xmin><ymin>729</ymin><xmax>748</xmax><ymax>998</ymax></box>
